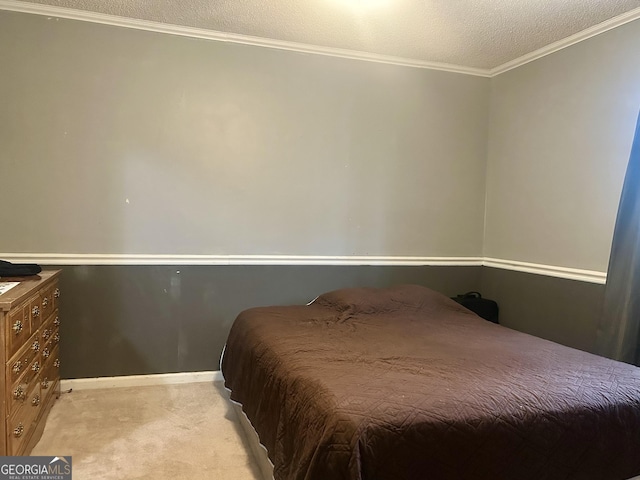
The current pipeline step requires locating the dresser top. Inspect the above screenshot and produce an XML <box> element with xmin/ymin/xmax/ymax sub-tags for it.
<box><xmin>0</xmin><ymin>270</ymin><xmax>61</xmax><ymax>312</ymax></box>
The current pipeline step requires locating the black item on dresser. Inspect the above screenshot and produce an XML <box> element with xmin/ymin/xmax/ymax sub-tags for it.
<box><xmin>0</xmin><ymin>260</ymin><xmax>42</xmax><ymax>277</ymax></box>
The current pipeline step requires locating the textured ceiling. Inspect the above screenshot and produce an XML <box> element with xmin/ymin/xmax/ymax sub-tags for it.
<box><xmin>15</xmin><ymin>0</ymin><xmax>640</xmax><ymax>69</ymax></box>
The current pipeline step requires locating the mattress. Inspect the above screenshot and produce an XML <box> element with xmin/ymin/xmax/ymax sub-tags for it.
<box><xmin>222</xmin><ymin>284</ymin><xmax>640</xmax><ymax>480</ymax></box>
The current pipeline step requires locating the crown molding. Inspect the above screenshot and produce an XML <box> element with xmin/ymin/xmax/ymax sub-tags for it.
<box><xmin>2</xmin><ymin>0</ymin><xmax>638</xmax><ymax>78</ymax></box>
<box><xmin>490</xmin><ymin>6</ymin><xmax>640</xmax><ymax>76</ymax></box>
<box><xmin>0</xmin><ymin>0</ymin><xmax>491</xmax><ymax>77</ymax></box>
<box><xmin>483</xmin><ymin>257</ymin><xmax>606</xmax><ymax>284</ymax></box>
<box><xmin>2</xmin><ymin>1</ymin><xmax>640</xmax><ymax>78</ymax></box>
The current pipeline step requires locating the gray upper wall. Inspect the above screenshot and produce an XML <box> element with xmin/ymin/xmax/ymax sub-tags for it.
<box><xmin>0</xmin><ymin>11</ymin><xmax>489</xmax><ymax>257</ymax></box>
<box><xmin>485</xmin><ymin>19</ymin><xmax>640</xmax><ymax>272</ymax></box>
<box><xmin>3</xmin><ymin>9</ymin><xmax>639</xmax><ymax>273</ymax></box>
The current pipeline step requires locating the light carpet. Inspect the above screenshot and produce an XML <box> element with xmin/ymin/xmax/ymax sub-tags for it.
<box><xmin>31</xmin><ymin>382</ymin><xmax>262</xmax><ymax>480</ymax></box>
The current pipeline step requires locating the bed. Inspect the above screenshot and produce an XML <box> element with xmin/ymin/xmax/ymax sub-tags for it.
<box><xmin>221</xmin><ymin>284</ymin><xmax>640</xmax><ymax>480</ymax></box>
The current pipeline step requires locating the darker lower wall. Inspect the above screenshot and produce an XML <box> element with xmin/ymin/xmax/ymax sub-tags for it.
<box><xmin>480</xmin><ymin>267</ymin><xmax>605</xmax><ymax>354</ymax></box>
<box><xmin>54</xmin><ymin>265</ymin><xmax>482</xmax><ymax>379</ymax></box>
<box><xmin>53</xmin><ymin>264</ymin><xmax>607</xmax><ymax>379</ymax></box>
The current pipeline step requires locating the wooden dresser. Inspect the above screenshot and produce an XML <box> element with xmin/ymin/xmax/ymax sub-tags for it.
<box><xmin>0</xmin><ymin>270</ymin><xmax>61</xmax><ymax>455</ymax></box>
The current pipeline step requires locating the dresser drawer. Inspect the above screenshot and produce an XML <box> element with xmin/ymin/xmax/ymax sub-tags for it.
<box><xmin>7</xmin><ymin>383</ymin><xmax>41</xmax><ymax>456</ymax></box>
<box><xmin>39</xmin><ymin>287</ymin><xmax>55</xmax><ymax>324</ymax></box>
<box><xmin>6</xmin><ymin>332</ymin><xmax>39</xmax><ymax>386</ymax></box>
<box><xmin>9</xmin><ymin>354</ymin><xmax>42</xmax><ymax>415</ymax></box>
<box><xmin>7</xmin><ymin>304</ymin><xmax>31</xmax><ymax>358</ymax></box>
<box><xmin>44</xmin><ymin>321</ymin><xmax>61</xmax><ymax>350</ymax></box>
<box><xmin>52</xmin><ymin>285</ymin><xmax>61</xmax><ymax>312</ymax></box>
<box><xmin>41</xmin><ymin>340</ymin><xmax>55</xmax><ymax>365</ymax></box>
<box><xmin>40</xmin><ymin>321</ymin><xmax>56</xmax><ymax>346</ymax></box>
<box><xmin>42</xmin><ymin>321</ymin><xmax>58</xmax><ymax>354</ymax></box>
<box><xmin>29</xmin><ymin>293</ymin><xmax>44</xmax><ymax>332</ymax></box>
<box><xmin>52</xmin><ymin>313</ymin><xmax>61</xmax><ymax>330</ymax></box>
<box><xmin>40</xmin><ymin>327</ymin><xmax>60</xmax><ymax>365</ymax></box>
<box><xmin>40</xmin><ymin>345</ymin><xmax>60</xmax><ymax>399</ymax></box>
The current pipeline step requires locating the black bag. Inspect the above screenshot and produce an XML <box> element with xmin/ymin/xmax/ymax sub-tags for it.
<box><xmin>0</xmin><ymin>260</ymin><xmax>42</xmax><ymax>277</ymax></box>
<box><xmin>451</xmin><ymin>291</ymin><xmax>499</xmax><ymax>324</ymax></box>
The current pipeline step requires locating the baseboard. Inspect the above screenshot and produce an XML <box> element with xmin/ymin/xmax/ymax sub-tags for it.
<box><xmin>60</xmin><ymin>370</ymin><xmax>223</xmax><ymax>391</ymax></box>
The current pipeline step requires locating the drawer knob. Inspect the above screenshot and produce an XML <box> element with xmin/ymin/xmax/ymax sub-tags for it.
<box><xmin>12</xmin><ymin>361</ymin><xmax>22</xmax><ymax>375</ymax></box>
<box><xmin>13</xmin><ymin>320</ymin><xmax>23</xmax><ymax>334</ymax></box>
<box><xmin>54</xmin><ymin>316</ymin><xmax>61</xmax><ymax>327</ymax></box>
<box><xmin>13</xmin><ymin>424</ymin><xmax>24</xmax><ymax>438</ymax></box>
<box><xmin>13</xmin><ymin>386</ymin><xmax>25</xmax><ymax>400</ymax></box>
<box><xmin>54</xmin><ymin>359</ymin><xmax>60</xmax><ymax>368</ymax></box>
<box><xmin>32</xmin><ymin>394</ymin><xmax>41</xmax><ymax>407</ymax></box>
<box><xmin>42</xmin><ymin>296</ymin><xmax>49</xmax><ymax>308</ymax></box>
<box><xmin>41</xmin><ymin>378</ymin><xmax>49</xmax><ymax>390</ymax></box>
<box><xmin>54</xmin><ymin>288</ymin><xmax>61</xmax><ymax>298</ymax></box>
<box><xmin>32</xmin><ymin>305</ymin><xmax>40</xmax><ymax>318</ymax></box>
<box><xmin>43</xmin><ymin>348</ymin><xmax>50</xmax><ymax>359</ymax></box>
<box><xmin>32</xmin><ymin>341</ymin><xmax>40</xmax><ymax>352</ymax></box>
<box><xmin>54</xmin><ymin>333</ymin><xmax>60</xmax><ymax>344</ymax></box>
<box><xmin>42</xmin><ymin>329</ymin><xmax>51</xmax><ymax>341</ymax></box>
<box><xmin>32</xmin><ymin>361</ymin><xmax>40</xmax><ymax>373</ymax></box>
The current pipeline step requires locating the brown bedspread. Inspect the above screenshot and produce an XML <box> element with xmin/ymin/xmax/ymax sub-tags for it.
<box><xmin>222</xmin><ymin>285</ymin><xmax>640</xmax><ymax>480</ymax></box>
